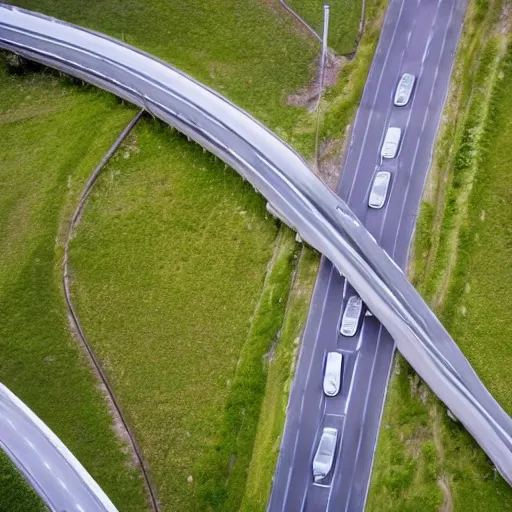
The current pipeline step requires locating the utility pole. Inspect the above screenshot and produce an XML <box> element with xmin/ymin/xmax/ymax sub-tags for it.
<box><xmin>315</xmin><ymin>5</ymin><xmax>330</xmax><ymax>171</ymax></box>
<box><xmin>320</xmin><ymin>5</ymin><xmax>330</xmax><ymax>90</ymax></box>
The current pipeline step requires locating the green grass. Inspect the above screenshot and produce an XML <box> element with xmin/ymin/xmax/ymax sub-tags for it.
<box><xmin>418</xmin><ymin>35</ymin><xmax>502</xmax><ymax>304</ymax></box>
<box><xmin>366</xmin><ymin>357</ymin><xmax>444</xmax><ymax>512</ymax></box>
<box><xmin>195</xmin><ymin>227</ymin><xmax>300</xmax><ymax>511</ymax></box>
<box><xmin>411</xmin><ymin>0</ymin><xmax>503</xmax><ymax>297</ymax></box>
<box><xmin>0</xmin><ymin>454</ymin><xmax>49</xmax><ymax>512</ymax></box>
<box><xmin>368</xmin><ymin>1</ymin><xmax>512</xmax><ymax>509</ymax></box>
<box><xmin>241</xmin><ymin>246</ymin><xmax>320</xmax><ymax>512</ymax></box>
<box><xmin>0</xmin><ymin>64</ymin><xmax>148</xmax><ymax>511</ymax></box>
<box><xmin>286</xmin><ymin>0</ymin><xmax>363</xmax><ymax>55</ymax></box>
<box><xmin>441</xmin><ymin>41</ymin><xmax>512</xmax><ymax>425</ymax></box>
<box><xmin>67</xmin><ymin>118</ymin><xmax>294</xmax><ymax>511</ymax></box>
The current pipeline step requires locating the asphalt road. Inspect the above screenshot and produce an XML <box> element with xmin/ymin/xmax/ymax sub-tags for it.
<box><xmin>268</xmin><ymin>0</ymin><xmax>468</xmax><ymax>510</ymax></box>
<box><xmin>0</xmin><ymin>383</ymin><xmax>118</xmax><ymax>512</ymax></box>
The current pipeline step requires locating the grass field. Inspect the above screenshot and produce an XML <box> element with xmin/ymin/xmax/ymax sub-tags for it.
<box><xmin>286</xmin><ymin>0</ymin><xmax>363</xmax><ymax>55</ymax></box>
<box><xmin>0</xmin><ymin>64</ymin><xmax>148</xmax><ymax>511</ymax></box>
<box><xmin>68</xmin><ymin>119</ymin><xmax>294</xmax><ymax>511</ymax></box>
<box><xmin>367</xmin><ymin>0</ymin><xmax>512</xmax><ymax>509</ymax></box>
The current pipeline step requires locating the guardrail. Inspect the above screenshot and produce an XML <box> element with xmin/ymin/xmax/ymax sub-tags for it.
<box><xmin>1</xmin><ymin>3</ymin><xmax>511</xmax><ymax>509</ymax></box>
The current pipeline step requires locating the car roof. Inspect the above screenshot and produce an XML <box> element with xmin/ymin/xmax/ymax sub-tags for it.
<box><xmin>386</xmin><ymin>126</ymin><xmax>401</xmax><ymax>135</ymax></box>
<box><xmin>375</xmin><ymin>170</ymin><xmax>391</xmax><ymax>180</ymax></box>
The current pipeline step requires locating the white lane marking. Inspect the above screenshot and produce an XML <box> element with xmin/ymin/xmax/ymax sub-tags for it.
<box><xmin>374</xmin><ymin>0</ymin><xmax>443</xmax><ymax>243</ymax></box>
<box><xmin>24</xmin><ymin>438</ymin><xmax>36</xmax><ymax>450</ymax></box>
<box><xmin>343</xmin><ymin>341</ymin><xmax>363</xmax><ymax>415</ymax></box>
<box><xmin>390</xmin><ymin>0</ymin><xmax>457</xmax><ymax>259</ymax></box>
<box><xmin>57</xmin><ymin>476</ymin><xmax>68</xmax><ymax>490</ymax></box>
<box><xmin>344</xmin><ymin>0</ymin><xmax>409</xmax><ymax>204</ymax></box>
<box><xmin>324</xmin><ymin>413</ymin><xmax>345</xmax><ymax>419</ymax></box>
<box><xmin>335</xmin><ymin>1</ymin><xmax>460</xmax><ymax>511</ymax></box>
<box><xmin>280</xmin><ymin>268</ymin><xmax>335</xmax><ymax>507</ymax></box>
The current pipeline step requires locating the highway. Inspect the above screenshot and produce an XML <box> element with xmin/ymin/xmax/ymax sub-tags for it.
<box><xmin>268</xmin><ymin>0</ymin><xmax>468</xmax><ymax>510</ymax></box>
<box><xmin>0</xmin><ymin>383</ymin><xmax>118</xmax><ymax>512</ymax></box>
<box><xmin>1</xmin><ymin>4</ymin><xmax>512</xmax><ymax>511</ymax></box>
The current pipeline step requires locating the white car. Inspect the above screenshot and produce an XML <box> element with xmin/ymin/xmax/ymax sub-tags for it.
<box><xmin>340</xmin><ymin>296</ymin><xmax>363</xmax><ymax>337</ymax></box>
<box><xmin>323</xmin><ymin>352</ymin><xmax>343</xmax><ymax>396</ymax></box>
<box><xmin>394</xmin><ymin>73</ymin><xmax>416</xmax><ymax>107</ymax></box>
<box><xmin>369</xmin><ymin>171</ymin><xmax>392</xmax><ymax>209</ymax></box>
<box><xmin>381</xmin><ymin>127</ymin><xmax>402</xmax><ymax>159</ymax></box>
<box><xmin>312</xmin><ymin>427</ymin><xmax>338</xmax><ymax>483</ymax></box>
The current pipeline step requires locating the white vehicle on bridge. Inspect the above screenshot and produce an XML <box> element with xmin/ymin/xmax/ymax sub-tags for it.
<box><xmin>369</xmin><ymin>170</ymin><xmax>392</xmax><ymax>209</ymax></box>
<box><xmin>381</xmin><ymin>127</ymin><xmax>402</xmax><ymax>159</ymax></box>
<box><xmin>340</xmin><ymin>295</ymin><xmax>363</xmax><ymax>337</ymax></box>
<box><xmin>323</xmin><ymin>352</ymin><xmax>343</xmax><ymax>396</ymax></box>
<box><xmin>312</xmin><ymin>427</ymin><xmax>338</xmax><ymax>483</ymax></box>
<box><xmin>394</xmin><ymin>73</ymin><xmax>416</xmax><ymax>107</ymax></box>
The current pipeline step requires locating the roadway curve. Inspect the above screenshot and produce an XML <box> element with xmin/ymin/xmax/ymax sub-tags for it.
<box><xmin>0</xmin><ymin>383</ymin><xmax>118</xmax><ymax>512</ymax></box>
<box><xmin>1</xmin><ymin>3</ymin><xmax>511</xmax><ymax>510</ymax></box>
<box><xmin>269</xmin><ymin>0</ymin><xmax>469</xmax><ymax>510</ymax></box>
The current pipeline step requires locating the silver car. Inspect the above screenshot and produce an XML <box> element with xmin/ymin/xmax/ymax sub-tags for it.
<box><xmin>312</xmin><ymin>427</ymin><xmax>338</xmax><ymax>483</ymax></box>
<box><xmin>394</xmin><ymin>73</ymin><xmax>416</xmax><ymax>107</ymax></box>
<box><xmin>369</xmin><ymin>171</ymin><xmax>392</xmax><ymax>209</ymax></box>
<box><xmin>323</xmin><ymin>352</ymin><xmax>343</xmax><ymax>396</ymax></box>
<box><xmin>340</xmin><ymin>295</ymin><xmax>363</xmax><ymax>337</ymax></box>
<box><xmin>381</xmin><ymin>127</ymin><xmax>402</xmax><ymax>159</ymax></box>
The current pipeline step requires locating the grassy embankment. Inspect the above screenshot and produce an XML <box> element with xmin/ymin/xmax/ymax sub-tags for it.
<box><xmin>0</xmin><ymin>63</ymin><xmax>148</xmax><ymax>511</ymax></box>
<box><xmin>367</xmin><ymin>0</ymin><xmax>512</xmax><ymax>510</ymax></box>
<box><xmin>241</xmin><ymin>247</ymin><xmax>320</xmax><ymax>511</ymax></box>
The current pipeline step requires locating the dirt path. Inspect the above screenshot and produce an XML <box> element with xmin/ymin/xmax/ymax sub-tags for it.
<box><xmin>438</xmin><ymin>474</ymin><xmax>453</xmax><ymax>512</ymax></box>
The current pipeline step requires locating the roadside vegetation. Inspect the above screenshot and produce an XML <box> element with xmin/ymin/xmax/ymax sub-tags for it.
<box><xmin>367</xmin><ymin>0</ymin><xmax>512</xmax><ymax>509</ymax></box>
<box><xmin>68</xmin><ymin>118</ymin><xmax>300</xmax><ymax>510</ymax></box>
<box><xmin>241</xmin><ymin>247</ymin><xmax>320</xmax><ymax>511</ymax></box>
<box><xmin>0</xmin><ymin>453</ymin><xmax>48</xmax><ymax>512</ymax></box>
<box><xmin>286</xmin><ymin>0</ymin><xmax>363</xmax><ymax>55</ymax></box>
<box><xmin>2</xmin><ymin>0</ymin><xmax>386</xmax><ymax>510</ymax></box>
<box><xmin>314</xmin><ymin>0</ymin><xmax>389</xmax><ymax>187</ymax></box>
<box><xmin>0</xmin><ymin>62</ymin><xmax>148</xmax><ymax>511</ymax></box>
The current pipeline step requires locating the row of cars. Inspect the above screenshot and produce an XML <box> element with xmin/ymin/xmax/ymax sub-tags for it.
<box><xmin>312</xmin><ymin>296</ymin><xmax>363</xmax><ymax>483</ymax></box>
<box><xmin>312</xmin><ymin>72</ymin><xmax>417</xmax><ymax>485</ymax></box>
<box><xmin>368</xmin><ymin>73</ymin><xmax>416</xmax><ymax>209</ymax></box>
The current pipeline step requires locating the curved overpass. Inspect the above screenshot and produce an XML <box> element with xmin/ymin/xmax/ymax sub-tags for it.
<box><xmin>1</xmin><ymin>3</ymin><xmax>511</xmax><ymax>509</ymax></box>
